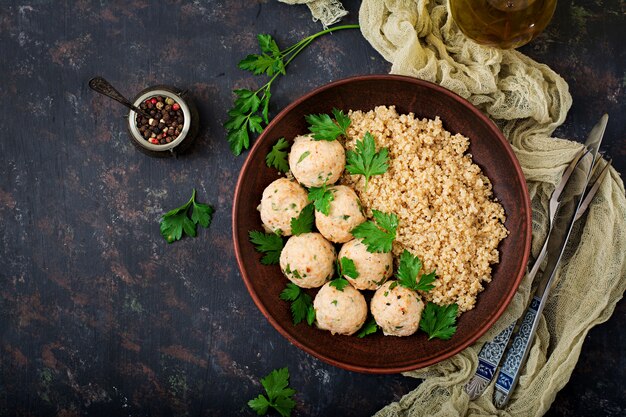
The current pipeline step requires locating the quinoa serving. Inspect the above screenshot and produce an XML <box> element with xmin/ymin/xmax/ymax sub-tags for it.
<box><xmin>342</xmin><ymin>106</ymin><xmax>508</xmax><ymax>312</ymax></box>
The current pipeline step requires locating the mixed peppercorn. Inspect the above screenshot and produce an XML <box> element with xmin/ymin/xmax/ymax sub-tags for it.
<box><xmin>136</xmin><ymin>95</ymin><xmax>184</xmax><ymax>145</ymax></box>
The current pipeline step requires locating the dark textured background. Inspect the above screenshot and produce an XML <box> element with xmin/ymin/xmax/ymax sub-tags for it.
<box><xmin>0</xmin><ymin>0</ymin><xmax>624</xmax><ymax>416</ymax></box>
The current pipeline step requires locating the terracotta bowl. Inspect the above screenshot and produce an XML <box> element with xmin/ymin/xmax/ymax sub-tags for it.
<box><xmin>232</xmin><ymin>75</ymin><xmax>531</xmax><ymax>374</ymax></box>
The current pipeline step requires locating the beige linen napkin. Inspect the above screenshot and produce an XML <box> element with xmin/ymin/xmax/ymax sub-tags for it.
<box><xmin>357</xmin><ymin>1</ymin><xmax>626</xmax><ymax>416</ymax></box>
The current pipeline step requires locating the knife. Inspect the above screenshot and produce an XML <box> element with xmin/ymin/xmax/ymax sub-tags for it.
<box><xmin>493</xmin><ymin>115</ymin><xmax>608</xmax><ymax>408</ymax></box>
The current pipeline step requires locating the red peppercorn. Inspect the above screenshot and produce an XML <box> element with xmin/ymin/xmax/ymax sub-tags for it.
<box><xmin>149</xmin><ymin>138</ymin><xmax>159</xmax><ymax>144</ymax></box>
<box><xmin>172</xmin><ymin>103</ymin><xmax>180</xmax><ymax>111</ymax></box>
<box><xmin>150</xmin><ymin>98</ymin><xmax>157</xmax><ymax>104</ymax></box>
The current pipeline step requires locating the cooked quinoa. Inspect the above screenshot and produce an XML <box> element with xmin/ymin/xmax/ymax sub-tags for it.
<box><xmin>342</xmin><ymin>106</ymin><xmax>508</xmax><ymax>313</ymax></box>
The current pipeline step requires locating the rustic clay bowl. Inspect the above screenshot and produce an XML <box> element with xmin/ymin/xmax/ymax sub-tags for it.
<box><xmin>232</xmin><ymin>75</ymin><xmax>531</xmax><ymax>374</ymax></box>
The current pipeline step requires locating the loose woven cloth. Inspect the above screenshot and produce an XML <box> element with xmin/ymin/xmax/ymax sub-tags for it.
<box><xmin>279</xmin><ymin>0</ymin><xmax>348</xmax><ymax>27</ymax></box>
<box><xmin>357</xmin><ymin>1</ymin><xmax>626</xmax><ymax>416</ymax></box>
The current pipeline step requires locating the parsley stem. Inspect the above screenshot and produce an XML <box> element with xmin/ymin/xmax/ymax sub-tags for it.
<box><xmin>281</xmin><ymin>24</ymin><xmax>360</xmax><ymax>56</ymax></box>
<box><xmin>298</xmin><ymin>24</ymin><xmax>361</xmax><ymax>46</ymax></box>
<box><xmin>261</xmin><ymin>24</ymin><xmax>361</xmax><ymax>91</ymax></box>
<box><xmin>185</xmin><ymin>188</ymin><xmax>196</xmax><ymax>207</ymax></box>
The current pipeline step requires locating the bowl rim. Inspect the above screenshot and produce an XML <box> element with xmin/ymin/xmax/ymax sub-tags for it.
<box><xmin>232</xmin><ymin>74</ymin><xmax>532</xmax><ymax>374</ymax></box>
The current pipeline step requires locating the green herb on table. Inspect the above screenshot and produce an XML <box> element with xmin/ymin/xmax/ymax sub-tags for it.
<box><xmin>266</xmin><ymin>137</ymin><xmax>290</xmax><ymax>173</ymax></box>
<box><xmin>280</xmin><ymin>283</ymin><xmax>315</xmax><ymax>326</ymax></box>
<box><xmin>305</xmin><ymin>108</ymin><xmax>351</xmax><ymax>141</ymax></box>
<box><xmin>345</xmin><ymin>131</ymin><xmax>389</xmax><ymax>190</ymax></box>
<box><xmin>308</xmin><ymin>183</ymin><xmax>335</xmax><ymax>216</ymax></box>
<box><xmin>225</xmin><ymin>25</ymin><xmax>360</xmax><ymax>156</ymax></box>
<box><xmin>396</xmin><ymin>250</ymin><xmax>437</xmax><ymax>292</ymax></box>
<box><xmin>248</xmin><ymin>367</ymin><xmax>296</xmax><ymax>417</ymax></box>
<box><xmin>350</xmin><ymin>210</ymin><xmax>398</xmax><ymax>253</ymax></box>
<box><xmin>419</xmin><ymin>302</ymin><xmax>458</xmax><ymax>340</ymax></box>
<box><xmin>159</xmin><ymin>189</ymin><xmax>214</xmax><ymax>243</ymax></box>
<box><xmin>249</xmin><ymin>230</ymin><xmax>284</xmax><ymax>265</ymax></box>
<box><xmin>357</xmin><ymin>318</ymin><xmax>379</xmax><ymax>338</ymax></box>
<box><xmin>290</xmin><ymin>204</ymin><xmax>314</xmax><ymax>236</ymax></box>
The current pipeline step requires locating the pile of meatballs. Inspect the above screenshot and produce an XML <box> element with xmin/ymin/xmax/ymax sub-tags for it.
<box><xmin>258</xmin><ymin>134</ymin><xmax>424</xmax><ymax>337</ymax></box>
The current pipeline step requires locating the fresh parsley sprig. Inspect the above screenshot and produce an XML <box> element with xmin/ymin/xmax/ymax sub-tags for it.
<box><xmin>357</xmin><ymin>318</ymin><xmax>379</xmax><ymax>338</ymax></box>
<box><xmin>339</xmin><ymin>257</ymin><xmax>359</xmax><ymax>280</ymax></box>
<box><xmin>248</xmin><ymin>367</ymin><xmax>296</xmax><ymax>417</ymax></box>
<box><xmin>396</xmin><ymin>250</ymin><xmax>437</xmax><ymax>292</ymax></box>
<box><xmin>225</xmin><ymin>25</ymin><xmax>360</xmax><ymax>156</ymax></box>
<box><xmin>419</xmin><ymin>302</ymin><xmax>458</xmax><ymax>340</ymax></box>
<box><xmin>266</xmin><ymin>137</ymin><xmax>290</xmax><ymax>173</ymax></box>
<box><xmin>249</xmin><ymin>230</ymin><xmax>284</xmax><ymax>265</ymax></box>
<box><xmin>290</xmin><ymin>204</ymin><xmax>315</xmax><ymax>236</ymax></box>
<box><xmin>345</xmin><ymin>132</ymin><xmax>389</xmax><ymax>190</ymax></box>
<box><xmin>305</xmin><ymin>108</ymin><xmax>351</xmax><ymax>141</ymax></box>
<box><xmin>308</xmin><ymin>183</ymin><xmax>335</xmax><ymax>216</ymax></box>
<box><xmin>159</xmin><ymin>189</ymin><xmax>214</xmax><ymax>243</ymax></box>
<box><xmin>351</xmin><ymin>210</ymin><xmax>398</xmax><ymax>253</ymax></box>
<box><xmin>280</xmin><ymin>283</ymin><xmax>315</xmax><ymax>326</ymax></box>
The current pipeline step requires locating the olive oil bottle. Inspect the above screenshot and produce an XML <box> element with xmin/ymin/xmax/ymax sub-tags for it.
<box><xmin>449</xmin><ymin>0</ymin><xmax>557</xmax><ymax>49</ymax></box>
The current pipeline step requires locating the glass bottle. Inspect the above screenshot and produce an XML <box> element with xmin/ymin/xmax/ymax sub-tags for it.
<box><xmin>449</xmin><ymin>0</ymin><xmax>557</xmax><ymax>49</ymax></box>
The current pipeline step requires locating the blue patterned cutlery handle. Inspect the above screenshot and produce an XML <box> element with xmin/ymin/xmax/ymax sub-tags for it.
<box><xmin>493</xmin><ymin>295</ymin><xmax>545</xmax><ymax>408</ymax></box>
<box><xmin>464</xmin><ymin>321</ymin><xmax>516</xmax><ymax>399</ymax></box>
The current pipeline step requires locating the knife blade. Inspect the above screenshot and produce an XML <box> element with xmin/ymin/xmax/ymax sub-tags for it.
<box><xmin>493</xmin><ymin>115</ymin><xmax>608</xmax><ymax>407</ymax></box>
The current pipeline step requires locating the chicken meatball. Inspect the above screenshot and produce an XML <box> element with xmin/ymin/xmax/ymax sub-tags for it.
<box><xmin>338</xmin><ymin>239</ymin><xmax>393</xmax><ymax>290</ymax></box>
<box><xmin>371</xmin><ymin>281</ymin><xmax>424</xmax><ymax>337</ymax></box>
<box><xmin>280</xmin><ymin>233</ymin><xmax>335</xmax><ymax>288</ymax></box>
<box><xmin>288</xmin><ymin>134</ymin><xmax>345</xmax><ymax>188</ymax></box>
<box><xmin>315</xmin><ymin>185</ymin><xmax>366</xmax><ymax>243</ymax></box>
<box><xmin>314</xmin><ymin>282</ymin><xmax>368</xmax><ymax>335</ymax></box>
<box><xmin>259</xmin><ymin>178</ymin><xmax>308</xmax><ymax>236</ymax></box>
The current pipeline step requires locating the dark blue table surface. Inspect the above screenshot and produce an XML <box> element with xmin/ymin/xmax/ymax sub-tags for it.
<box><xmin>0</xmin><ymin>1</ymin><xmax>624</xmax><ymax>416</ymax></box>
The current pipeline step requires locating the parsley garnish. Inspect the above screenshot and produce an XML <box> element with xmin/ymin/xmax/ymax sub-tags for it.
<box><xmin>326</xmin><ymin>257</ymin><xmax>352</xmax><ymax>291</ymax></box>
<box><xmin>297</xmin><ymin>150</ymin><xmax>310</xmax><ymax>164</ymax></box>
<box><xmin>159</xmin><ymin>189</ymin><xmax>214</xmax><ymax>243</ymax></box>
<box><xmin>357</xmin><ymin>318</ymin><xmax>379</xmax><ymax>338</ymax></box>
<box><xmin>351</xmin><ymin>210</ymin><xmax>398</xmax><ymax>253</ymax></box>
<box><xmin>305</xmin><ymin>108</ymin><xmax>351</xmax><ymax>141</ymax></box>
<box><xmin>280</xmin><ymin>283</ymin><xmax>315</xmax><ymax>325</ymax></box>
<box><xmin>290</xmin><ymin>204</ymin><xmax>314</xmax><ymax>236</ymax></box>
<box><xmin>248</xmin><ymin>367</ymin><xmax>296</xmax><ymax>417</ymax></box>
<box><xmin>308</xmin><ymin>183</ymin><xmax>335</xmax><ymax>216</ymax></box>
<box><xmin>396</xmin><ymin>250</ymin><xmax>437</xmax><ymax>292</ymax></box>
<box><xmin>266</xmin><ymin>137</ymin><xmax>290</xmax><ymax>173</ymax></box>
<box><xmin>249</xmin><ymin>230</ymin><xmax>284</xmax><ymax>265</ymax></box>
<box><xmin>340</xmin><ymin>257</ymin><xmax>359</xmax><ymax>279</ymax></box>
<box><xmin>345</xmin><ymin>132</ymin><xmax>389</xmax><ymax>190</ymax></box>
<box><xmin>225</xmin><ymin>25</ymin><xmax>360</xmax><ymax>156</ymax></box>
<box><xmin>419</xmin><ymin>302</ymin><xmax>458</xmax><ymax>340</ymax></box>
<box><xmin>329</xmin><ymin>278</ymin><xmax>350</xmax><ymax>291</ymax></box>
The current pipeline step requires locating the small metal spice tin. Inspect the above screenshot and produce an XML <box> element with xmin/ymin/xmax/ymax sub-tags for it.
<box><xmin>127</xmin><ymin>85</ymin><xmax>199</xmax><ymax>157</ymax></box>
